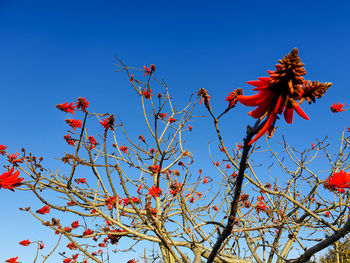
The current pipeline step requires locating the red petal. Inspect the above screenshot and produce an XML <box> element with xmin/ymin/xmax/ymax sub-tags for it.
<box><xmin>292</xmin><ymin>103</ymin><xmax>309</xmax><ymax>120</ymax></box>
<box><xmin>237</xmin><ymin>94</ymin><xmax>264</xmax><ymax>106</ymax></box>
<box><xmin>249</xmin><ymin>112</ymin><xmax>277</xmax><ymax>145</ymax></box>
<box><xmin>248</xmin><ymin>98</ymin><xmax>271</xmax><ymax>118</ymax></box>
<box><xmin>284</xmin><ymin>108</ymin><xmax>294</xmax><ymax>124</ymax></box>
<box><xmin>247</xmin><ymin>80</ymin><xmax>266</xmax><ymax>87</ymax></box>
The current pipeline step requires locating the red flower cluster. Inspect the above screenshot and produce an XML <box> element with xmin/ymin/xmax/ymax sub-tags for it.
<box><xmin>76</xmin><ymin>97</ymin><xmax>89</xmax><ymax>112</ymax></box>
<box><xmin>65</xmin><ymin>119</ymin><xmax>82</xmax><ymax>132</ymax></box>
<box><xmin>19</xmin><ymin>239</ymin><xmax>30</xmax><ymax>246</ymax></box>
<box><xmin>144</xmin><ymin>64</ymin><xmax>156</xmax><ymax>76</ymax></box>
<box><xmin>148</xmin><ymin>186</ymin><xmax>162</xmax><ymax>197</ymax></box>
<box><xmin>324</xmin><ymin>170</ymin><xmax>350</xmax><ymax>193</ymax></box>
<box><xmin>236</xmin><ymin>48</ymin><xmax>331</xmax><ymax>145</ymax></box>
<box><xmin>5</xmin><ymin>257</ymin><xmax>19</xmax><ymax>263</ymax></box>
<box><xmin>148</xmin><ymin>165</ymin><xmax>161</xmax><ymax>174</ymax></box>
<box><xmin>8</xmin><ymin>152</ymin><xmax>23</xmax><ymax>165</ymax></box>
<box><xmin>0</xmin><ymin>167</ymin><xmax>24</xmax><ymax>191</ymax></box>
<box><xmin>142</xmin><ymin>88</ymin><xmax>152</xmax><ymax>99</ymax></box>
<box><xmin>100</xmin><ymin>115</ymin><xmax>115</xmax><ymax>132</ymax></box>
<box><xmin>64</xmin><ymin>134</ymin><xmax>75</xmax><ymax>146</ymax></box>
<box><xmin>36</xmin><ymin>205</ymin><xmax>50</xmax><ymax>214</ymax></box>
<box><xmin>0</xmin><ymin>144</ymin><xmax>8</xmax><ymax>155</ymax></box>
<box><xmin>88</xmin><ymin>136</ymin><xmax>97</xmax><ymax>150</ymax></box>
<box><xmin>56</xmin><ymin>97</ymin><xmax>89</xmax><ymax>114</ymax></box>
<box><xmin>75</xmin><ymin>178</ymin><xmax>86</xmax><ymax>184</ymax></box>
<box><xmin>330</xmin><ymin>103</ymin><xmax>345</xmax><ymax>113</ymax></box>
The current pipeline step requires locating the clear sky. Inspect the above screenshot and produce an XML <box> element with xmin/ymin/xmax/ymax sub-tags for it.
<box><xmin>1</xmin><ymin>0</ymin><xmax>349</xmax><ymax>262</ymax></box>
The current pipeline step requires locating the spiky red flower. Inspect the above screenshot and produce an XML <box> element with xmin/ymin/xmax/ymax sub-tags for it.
<box><xmin>67</xmin><ymin>242</ymin><xmax>77</xmax><ymax>250</ymax></box>
<box><xmin>76</xmin><ymin>97</ymin><xmax>89</xmax><ymax>112</ymax></box>
<box><xmin>148</xmin><ymin>186</ymin><xmax>162</xmax><ymax>197</ymax></box>
<box><xmin>65</xmin><ymin>119</ymin><xmax>82</xmax><ymax>132</ymax></box>
<box><xmin>168</xmin><ymin>117</ymin><xmax>177</xmax><ymax>123</ymax></box>
<box><xmin>36</xmin><ymin>205</ymin><xmax>50</xmax><ymax>214</ymax></box>
<box><xmin>225</xmin><ymin>88</ymin><xmax>243</xmax><ymax>108</ymax></box>
<box><xmin>71</xmin><ymin>220</ymin><xmax>79</xmax><ymax>229</ymax></box>
<box><xmin>144</xmin><ymin>64</ymin><xmax>156</xmax><ymax>76</ymax></box>
<box><xmin>142</xmin><ymin>88</ymin><xmax>152</xmax><ymax>99</ymax></box>
<box><xmin>19</xmin><ymin>239</ymin><xmax>30</xmax><ymax>246</ymax></box>
<box><xmin>324</xmin><ymin>170</ymin><xmax>350</xmax><ymax>193</ymax></box>
<box><xmin>188</xmin><ymin>125</ymin><xmax>192</xmax><ymax>132</ymax></box>
<box><xmin>88</xmin><ymin>136</ymin><xmax>97</xmax><ymax>150</ymax></box>
<box><xmin>237</xmin><ymin>48</ymin><xmax>331</xmax><ymax>145</ymax></box>
<box><xmin>83</xmin><ymin>228</ymin><xmax>94</xmax><ymax>236</ymax></box>
<box><xmin>56</xmin><ymin>102</ymin><xmax>76</xmax><ymax>114</ymax></box>
<box><xmin>100</xmin><ymin>115</ymin><xmax>115</xmax><ymax>132</ymax></box>
<box><xmin>119</xmin><ymin>146</ymin><xmax>128</xmax><ymax>153</ymax></box>
<box><xmin>197</xmin><ymin>88</ymin><xmax>211</xmax><ymax>108</ymax></box>
<box><xmin>0</xmin><ymin>144</ymin><xmax>8</xmax><ymax>155</ymax></box>
<box><xmin>138</xmin><ymin>135</ymin><xmax>146</xmax><ymax>143</ymax></box>
<box><xmin>148</xmin><ymin>165</ymin><xmax>161</xmax><ymax>174</ymax></box>
<box><xmin>8</xmin><ymin>152</ymin><xmax>23</xmax><ymax>165</ymax></box>
<box><xmin>0</xmin><ymin>167</ymin><xmax>23</xmax><ymax>191</ymax></box>
<box><xmin>75</xmin><ymin>178</ymin><xmax>86</xmax><ymax>184</ymax></box>
<box><xmin>158</xmin><ymin>113</ymin><xmax>167</xmax><ymax>120</ymax></box>
<box><xmin>131</xmin><ymin>196</ymin><xmax>140</xmax><ymax>204</ymax></box>
<box><xmin>64</xmin><ymin>134</ymin><xmax>75</xmax><ymax>146</ymax></box>
<box><xmin>5</xmin><ymin>257</ymin><xmax>19</xmax><ymax>263</ymax></box>
<box><xmin>330</xmin><ymin>103</ymin><xmax>345</xmax><ymax>113</ymax></box>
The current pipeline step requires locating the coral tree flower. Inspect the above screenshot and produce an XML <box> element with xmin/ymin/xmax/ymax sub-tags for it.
<box><xmin>56</xmin><ymin>102</ymin><xmax>76</xmax><ymax>115</ymax></box>
<box><xmin>65</xmin><ymin>119</ymin><xmax>82</xmax><ymax>132</ymax></box>
<box><xmin>225</xmin><ymin>88</ymin><xmax>243</xmax><ymax>108</ymax></box>
<box><xmin>5</xmin><ymin>257</ymin><xmax>19</xmax><ymax>263</ymax></box>
<box><xmin>0</xmin><ymin>167</ymin><xmax>24</xmax><ymax>191</ymax></box>
<box><xmin>0</xmin><ymin>144</ymin><xmax>8</xmax><ymax>155</ymax></box>
<box><xmin>324</xmin><ymin>170</ymin><xmax>350</xmax><ymax>193</ymax></box>
<box><xmin>36</xmin><ymin>205</ymin><xmax>50</xmax><ymax>214</ymax></box>
<box><xmin>236</xmin><ymin>48</ymin><xmax>332</xmax><ymax>145</ymax></box>
<box><xmin>100</xmin><ymin>115</ymin><xmax>115</xmax><ymax>132</ymax></box>
<box><xmin>330</xmin><ymin>103</ymin><xmax>345</xmax><ymax>113</ymax></box>
<box><xmin>8</xmin><ymin>152</ymin><xmax>23</xmax><ymax>165</ymax></box>
<box><xmin>19</xmin><ymin>239</ymin><xmax>30</xmax><ymax>246</ymax></box>
<box><xmin>76</xmin><ymin>97</ymin><xmax>89</xmax><ymax>112</ymax></box>
<box><xmin>64</xmin><ymin>134</ymin><xmax>75</xmax><ymax>146</ymax></box>
<box><xmin>88</xmin><ymin>136</ymin><xmax>97</xmax><ymax>150</ymax></box>
<box><xmin>197</xmin><ymin>88</ymin><xmax>211</xmax><ymax>109</ymax></box>
<box><xmin>148</xmin><ymin>186</ymin><xmax>162</xmax><ymax>197</ymax></box>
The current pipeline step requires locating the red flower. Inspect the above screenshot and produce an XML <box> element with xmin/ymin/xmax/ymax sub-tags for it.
<box><xmin>71</xmin><ymin>220</ymin><xmax>79</xmax><ymax>229</ymax></box>
<box><xmin>148</xmin><ymin>186</ymin><xmax>162</xmax><ymax>197</ymax></box>
<box><xmin>0</xmin><ymin>167</ymin><xmax>24</xmax><ymax>191</ymax></box>
<box><xmin>237</xmin><ymin>48</ymin><xmax>331</xmax><ymax>145</ymax></box>
<box><xmin>120</xmin><ymin>146</ymin><xmax>128</xmax><ymax>153</ymax></box>
<box><xmin>63</xmin><ymin>258</ymin><xmax>72</xmax><ymax>263</ymax></box>
<box><xmin>149</xmin><ymin>147</ymin><xmax>155</xmax><ymax>154</ymax></box>
<box><xmin>56</xmin><ymin>102</ymin><xmax>76</xmax><ymax>115</ymax></box>
<box><xmin>76</xmin><ymin>97</ymin><xmax>89</xmax><ymax>112</ymax></box>
<box><xmin>67</xmin><ymin>242</ymin><xmax>77</xmax><ymax>250</ymax></box>
<box><xmin>189</xmin><ymin>197</ymin><xmax>195</xmax><ymax>203</ymax></box>
<box><xmin>5</xmin><ymin>257</ymin><xmax>19</xmax><ymax>263</ymax></box>
<box><xmin>63</xmin><ymin>134</ymin><xmax>74</xmax><ymax>146</ymax></box>
<box><xmin>158</xmin><ymin>113</ymin><xmax>167</xmax><ymax>120</ymax></box>
<box><xmin>144</xmin><ymin>64</ymin><xmax>156</xmax><ymax>76</ymax></box>
<box><xmin>168</xmin><ymin>117</ymin><xmax>177</xmax><ymax>123</ymax></box>
<box><xmin>142</xmin><ymin>88</ymin><xmax>152</xmax><ymax>99</ymax></box>
<box><xmin>226</xmin><ymin>163</ymin><xmax>231</xmax><ymax>169</ymax></box>
<box><xmin>131</xmin><ymin>196</ymin><xmax>140</xmax><ymax>204</ymax></box>
<box><xmin>213</xmin><ymin>206</ymin><xmax>218</xmax><ymax>211</ymax></box>
<box><xmin>127</xmin><ymin>260</ymin><xmax>137</xmax><ymax>263</ymax></box>
<box><xmin>215</xmin><ymin>161</ymin><xmax>220</xmax><ymax>166</ymax></box>
<box><xmin>39</xmin><ymin>242</ymin><xmax>44</xmax><ymax>249</ymax></box>
<box><xmin>137</xmin><ymin>185</ymin><xmax>142</xmax><ymax>194</ymax></box>
<box><xmin>100</xmin><ymin>115</ymin><xmax>115</xmax><ymax>132</ymax></box>
<box><xmin>169</xmin><ymin>182</ymin><xmax>182</xmax><ymax>196</ymax></box>
<box><xmin>119</xmin><ymin>197</ymin><xmax>130</xmax><ymax>206</ymax></box>
<box><xmin>138</xmin><ymin>135</ymin><xmax>146</xmax><ymax>143</ymax></box>
<box><xmin>225</xmin><ymin>88</ymin><xmax>243</xmax><ymax>108</ymax></box>
<box><xmin>19</xmin><ymin>239</ymin><xmax>30</xmax><ymax>246</ymax></box>
<box><xmin>83</xmin><ymin>228</ymin><xmax>94</xmax><ymax>236</ymax></box>
<box><xmin>325</xmin><ymin>211</ymin><xmax>331</xmax><ymax>218</ymax></box>
<box><xmin>237</xmin><ymin>144</ymin><xmax>243</xmax><ymax>150</ymax></box>
<box><xmin>0</xmin><ymin>144</ymin><xmax>7</xmax><ymax>155</ymax></box>
<box><xmin>188</xmin><ymin>125</ymin><xmax>192</xmax><ymax>132</ymax></box>
<box><xmin>88</xmin><ymin>136</ymin><xmax>97</xmax><ymax>150</ymax></box>
<box><xmin>65</xmin><ymin>119</ymin><xmax>82</xmax><ymax>132</ymax></box>
<box><xmin>8</xmin><ymin>152</ymin><xmax>23</xmax><ymax>165</ymax></box>
<box><xmin>203</xmin><ymin>177</ymin><xmax>208</xmax><ymax>184</ymax></box>
<box><xmin>36</xmin><ymin>205</ymin><xmax>50</xmax><ymax>214</ymax></box>
<box><xmin>148</xmin><ymin>165</ymin><xmax>161</xmax><ymax>174</ymax></box>
<box><xmin>330</xmin><ymin>103</ymin><xmax>345</xmax><ymax>113</ymax></box>
<box><xmin>324</xmin><ymin>170</ymin><xmax>350</xmax><ymax>192</ymax></box>
<box><xmin>197</xmin><ymin>88</ymin><xmax>211</xmax><ymax>108</ymax></box>
<box><xmin>75</xmin><ymin>178</ymin><xmax>86</xmax><ymax>184</ymax></box>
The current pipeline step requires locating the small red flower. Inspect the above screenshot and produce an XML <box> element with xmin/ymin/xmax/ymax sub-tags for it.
<box><xmin>63</xmin><ymin>258</ymin><xmax>72</xmax><ymax>263</ymax></box>
<box><xmin>330</xmin><ymin>103</ymin><xmax>345</xmax><ymax>113</ymax></box>
<box><xmin>168</xmin><ymin>117</ymin><xmax>177</xmax><ymax>123</ymax></box>
<box><xmin>148</xmin><ymin>165</ymin><xmax>161</xmax><ymax>174</ymax></box>
<box><xmin>127</xmin><ymin>260</ymin><xmax>137</xmax><ymax>263</ymax></box>
<box><xmin>137</xmin><ymin>185</ymin><xmax>142</xmax><ymax>194</ymax></box>
<box><xmin>226</xmin><ymin>164</ymin><xmax>231</xmax><ymax>169</ymax></box>
<box><xmin>225</xmin><ymin>89</ymin><xmax>243</xmax><ymax>108</ymax></box>
<box><xmin>19</xmin><ymin>239</ymin><xmax>30</xmax><ymax>246</ymax></box>
<box><xmin>88</xmin><ymin>136</ymin><xmax>97</xmax><ymax>150</ymax></box>
<box><xmin>203</xmin><ymin>177</ymin><xmax>208</xmax><ymax>184</ymax></box>
<box><xmin>0</xmin><ymin>144</ymin><xmax>8</xmax><ymax>155</ymax></box>
<box><xmin>120</xmin><ymin>146</ymin><xmax>128</xmax><ymax>153</ymax></box>
<box><xmin>237</xmin><ymin>144</ymin><xmax>243</xmax><ymax>150</ymax></box>
<box><xmin>67</xmin><ymin>201</ymin><xmax>76</xmax><ymax>207</ymax></box>
<box><xmin>131</xmin><ymin>196</ymin><xmax>140</xmax><ymax>204</ymax></box>
<box><xmin>39</xmin><ymin>242</ymin><xmax>44</xmax><ymax>249</ymax></box>
<box><xmin>324</xmin><ymin>170</ymin><xmax>350</xmax><ymax>192</ymax></box>
<box><xmin>149</xmin><ymin>148</ymin><xmax>155</xmax><ymax>154</ymax></box>
<box><xmin>65</xmin><ymin>119</ymin><xmax>82</xmax><ymax>132</ymax></box>
<box><xmin>76</xmin><ymin>97</ymin><xmax>89</xmax><ymax>112</ymax></box>
<box><xmin>213</xmin><ymin>206</ymin><xmax>218</xmax><ymax>211</ymax></box>
<box><xmin>0</xmin><ymin>167</ymin><xmax>24</xmax><ymax>191</ymax></box>
<box><xmin>75</xmin><ymin>178</ymin><xmax>86</xmax><ymax>184</ymax></box>
<box><xmin>64</xmin><ymin>134</ymin><xmax>75</xmax><ymax>146</ymax></box>
<box><xmin>197</xmin><ymin>88</ymin><xmax>211</xmax><ymax>107</ymax></box>
<box><xmin>56</xmin><ymin>102</ymin><xmax>76</xmax><ymax>115</ymax></box>
<box><xmin>189</xmin><ymin>197</ymin><xmax>195</xmax><ymax>203</ymax></box>
<box><xmin>148</xmin><ymin>186</ymin><xmax>162</xmax><ymax>197</ymax></box>
<box><xmin>71</xmin><ymin>220</ymin><xmax>79</xmax><ymax>229</ymax></box>
<box><xmin>142</xmin><ymin>88</ymin><xmax>152</xmax><ymax>99</ymax></box>
<box><xmin>67</xmin><ymin>242</ymin><xmax>77</xmax><ymax>250</ymax></box>
<box><xmin>188</xmin><ymin>125</ymin><xmax>192</xmax><ymax>132</ymax></box>
<box><xmin>5</xmin><ymin>257</ymin><xmax>19</xmax><ymax>263</ymax></box>
<box><xmin>325</xmin><ymin>211</ymin><xmax>331</xmax><ymax>218</ymax></box>
<box><xmin>36</xmin><ymin>205</ymin><xmax>50</xmax><ymax>214</ymax></box>
<box><xmin>144</xmin><ymin>64</ymin><xmax>156</xmax><ymax>76</ymax></box>
<box><xmin>215</xmin><ymin>161</ymin><xmax>220</xmax><ymax>166</ymax></box>
<box><xmin>138</xmin><ymin>135</ymin><xmax>146</xmax><ymax>143</ymax></box>
<box><xmin>100</xmin><ymin>115</ymin><xmax>115</xmax><ymax>132</ymax></box>
<box><xmin>83</xmin><ymin>229</ymin><xmax>94</xmax><ymax>236</ymax></box>
<box><xmin>158</xmin><ymin>113</ymin><xmax>167</xmax><ymax>120</ymax></box>
<box><xmin>8</xmin><ymin>152</ymin><xmax>23</xmax><ymax>165</ymax></box>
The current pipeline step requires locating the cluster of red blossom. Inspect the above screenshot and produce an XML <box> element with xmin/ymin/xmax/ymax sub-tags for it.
<box><xmin>0</xmin><ymin>145</ymin><xmax>24</xmax><ymax>191</ymax></box>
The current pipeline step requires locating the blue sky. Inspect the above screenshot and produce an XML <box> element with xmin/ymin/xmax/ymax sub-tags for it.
<box><xmin>0</xmin><ymin>0</ymin><xmax>349</xmax><ymax>262</ymax></box>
